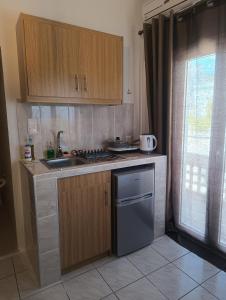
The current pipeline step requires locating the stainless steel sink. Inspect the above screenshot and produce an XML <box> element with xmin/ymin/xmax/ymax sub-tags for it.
<box><xmin>40</xmin><ymin>157</ymin><xmax>86</xmax><ymax>169</ymax></box>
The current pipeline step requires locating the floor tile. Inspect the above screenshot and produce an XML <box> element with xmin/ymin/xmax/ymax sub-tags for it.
<box><xmin>180</xmin><ymin>286</ymin><xmax>217</xmax><ymax>300</ymax></box>
<box><xmin>92</xmin><ymin>256</ymin><xmax>116</xmax><ymax>268</ymax></box>
<box><xmin>202</xmin><ymin>271</ymin><xmax>226</xmax><ymax>300</ymax></box>
<box><xmin>25</xmin><ymin>284</ymin><xmax>69</xmax><ymax>300</ymax></box>
<box><xmin>63</xmin><ymin>269</ymin><xmax>111</xmax><ymax>300</ymax></box>
<box><xmin>151</xmin><ymin>235</ymin><xmax>189</xmax><ymax>261</ymax></box>
<box><xmin>103</xmin><ymin>294</ymin><xmax>118</xmax><ymax>300</ymax></box>
<box><xmin>116</xmin><ymin>277</ymin><xmax>167</xmax><ymax>300</ymax></box>
<box><xmin>0</xmin><ymin>275</ymin><xmax>19</xmax><ymax>300</ymax></box>
<box><xmin>147</xmin><ymin>263</ymin><xmax>198</xmax><ymax>300</ymax></box>
<box><xmin>0</xmin><ymin>257</ymin><xmax>14</xmax><ymax>279</ymax></box>
<box><xmin>13</xmin><ymin>253</ymin><xmax>30</xmax><ymax>274</ymax></box>
<box><xmin>97</xmin><ymin>257</ymin><xmax>143</xmax><ymax>291</ymax></box>
<box><xmin>127</xmin><ymin>245</ymin><xmax>168</xmax><ymax>275</ymax></box>
<box><xmin>62</xmin><ymin>263</ymin><xmax>94</xmax><ymax>282</ymax></box>
<box><xmin>16</xmin><ymin>270</ymin><xmax>39</xmax><ymax>299</ymax></box>
<box><xmin>173</xmin><ymin>252</ymin><xmax>219</xmax><ymax>284</ymax></box>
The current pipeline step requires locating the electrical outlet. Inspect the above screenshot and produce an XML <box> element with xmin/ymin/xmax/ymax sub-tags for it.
<box><xmin>28</xmin><ymin>118</ymin><xmax>38</xmax><ymax>135</ymax></box>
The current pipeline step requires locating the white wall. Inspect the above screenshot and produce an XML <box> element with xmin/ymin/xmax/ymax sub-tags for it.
<box><xmin>0</xmin><ymin>0</ymin><xmax>145</xmax><ymax>250</ymax></box>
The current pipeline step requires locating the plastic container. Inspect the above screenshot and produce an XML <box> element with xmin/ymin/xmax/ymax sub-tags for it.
<box><xmin>47</xmin><ymin>142</ymin><xmax>55</xmax><ymax>159</ymax></box>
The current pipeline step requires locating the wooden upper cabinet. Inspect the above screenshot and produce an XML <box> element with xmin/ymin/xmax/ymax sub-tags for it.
<box><xmin>21</xmin><ymin>17</ymin><xmax>63</xmax><ymax>98</ymax></box>
<box><xmin>16</xmin><ymin>14</ymin><xmax>123</xmax><ymax>105</ymax></box>
<box><xmin>104</xmin><ymin>35</ymin><xmax>123</xmax><ymax>100</ymax></box>
<box><xmin>79</xmin><ymin>29</ymin><xmax>105</xmax><ymax>100</ymax></box>
<box><xmin>55</xmin><ymin>25</ymin><xmax>81</xmax><ymax>98</ymax></box>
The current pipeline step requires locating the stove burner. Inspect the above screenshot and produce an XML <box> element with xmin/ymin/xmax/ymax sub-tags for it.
<box><xmin>71</xmin><ymin>149</ymin><xmax>120</xmax><ymax>162</ymax></box>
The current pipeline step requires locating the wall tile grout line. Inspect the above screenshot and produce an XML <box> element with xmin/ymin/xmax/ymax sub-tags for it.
<box><xmin>113</xmin><ymin>106</ymin><xmax>116</xmax><ymax>139</ymax></box>
<box><xmin>36</xmin><ymin>213</ymin><xmax>58</xmax><ymax>222</ymax></box>
<box><xmin>17</xmin><ymin>102</ymin><xmax>135</xmax><ymax>158</ymax></box>
<box><xmin>91</xmin><ymin>105</ymin><xmax>94</xmax><ymax>148</ymax></box>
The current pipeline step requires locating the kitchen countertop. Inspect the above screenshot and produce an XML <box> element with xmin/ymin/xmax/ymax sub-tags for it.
<box><xmin>21</xmin><ymin>152</ymin><xmax>166</xmax><ymax>181</ymax></box>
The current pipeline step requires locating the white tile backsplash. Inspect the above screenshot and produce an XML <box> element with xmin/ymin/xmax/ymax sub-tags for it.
<box><xmin>17</xmin><ymin>103</ymin><xmax>134</xmax><ymax>159</ymax></box>
<box><xmin>93</xmin><ymin>105</ymin><xmax>115</xmax><ymax>148</ymax></box>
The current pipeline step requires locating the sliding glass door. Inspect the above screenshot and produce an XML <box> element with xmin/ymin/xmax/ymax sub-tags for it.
<box><xmin>180</xmin><ymin>54</ymin><xmax>215</xmax><ymax>238</ymax></box>
<box><xmin>176</xmin><ymin>52</ymin><xmax>226</xmax><ymax>252</ymax></box>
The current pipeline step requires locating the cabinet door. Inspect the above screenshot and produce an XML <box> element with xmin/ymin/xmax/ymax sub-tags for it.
<box><xmin>58</xmin><ymin>171</ymin><xmax>111</xmax><ymax>271</ymax></box>
<box><xmin>103</xmin><ymin>35</ymin><xmax>123</xmax><ymax>101</ymax></box>
<box><xmin>23</xmin><ymin>18</ymin><xmax>63</xmax><ymax>97</ymax></box>
<box><xmin>79</xmin><ymin>29</ymin><xmax>123</xmax><ymax>103</ymax></box>
<box><xmin>55</xmin><ymin>26</ymin><xmax>81</xmax><ymax>98</ymax></box>
<box><xmin>79</xmin><ymin>29</ymin><xmax>105</xmax><ymax>100</ymax></box>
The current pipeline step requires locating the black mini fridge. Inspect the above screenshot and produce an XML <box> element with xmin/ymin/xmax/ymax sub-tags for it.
<box><xmin>112</xmin><ymin>165</ymin><xmax>155</xmax><ymax>256</ymax></box>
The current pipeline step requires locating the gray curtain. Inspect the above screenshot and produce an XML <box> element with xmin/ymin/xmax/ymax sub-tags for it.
<box><xmin>144</xmin><ymin>0</ymin><xmax>226</xmax><ymax>253</ymax></box>
<box><xmin>172</xmin><ymin>0</ymin><xmax>226</xmax><ymax>252</ymax></box>
<box><xmin>143</xmin><ymin>13</ymin><xmax>174</xmax><ymax>226</ymax></box>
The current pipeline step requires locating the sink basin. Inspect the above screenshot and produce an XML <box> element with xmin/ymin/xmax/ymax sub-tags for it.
<box><xmin>40</xmin><ymin>157</ymin><xmax>86</xmax><ymax>169</ymax></box>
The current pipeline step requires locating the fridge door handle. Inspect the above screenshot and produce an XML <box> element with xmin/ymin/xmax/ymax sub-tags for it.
<box><xmin>117</xmin><ymin>193</ymin><xmax>153</xmax><ymax>207</ymax></box>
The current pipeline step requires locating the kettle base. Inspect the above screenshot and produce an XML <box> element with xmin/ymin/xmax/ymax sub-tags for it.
<box><xmin>140</xmin><ymin>150</ymin><xmax>155</xmax><ymax>155</ymax></box>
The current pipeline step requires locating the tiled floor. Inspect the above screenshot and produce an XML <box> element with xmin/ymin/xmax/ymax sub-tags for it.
<box><xmin>0</xmin><ymin>235</ymin><xmax>225</xmax><ymax>300</ymax></box>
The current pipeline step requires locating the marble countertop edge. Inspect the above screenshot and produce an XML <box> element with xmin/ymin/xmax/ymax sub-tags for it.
<box><xmin>20</xmin><ymin>153</ymin><xmax>167</xmax><ymax>181</ymax></box>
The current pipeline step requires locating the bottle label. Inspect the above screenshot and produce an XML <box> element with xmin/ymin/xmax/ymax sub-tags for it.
<box><xmin>24</xmin><ymin>145</ymin><xmax>32</xmax><ymax>161</ymax></box>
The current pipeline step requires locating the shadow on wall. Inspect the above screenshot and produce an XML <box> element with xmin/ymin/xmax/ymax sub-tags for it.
<box><xmin>0</xmin><ymin>47</ymin><xmax>17</xmax><ymax>256</ymax></box>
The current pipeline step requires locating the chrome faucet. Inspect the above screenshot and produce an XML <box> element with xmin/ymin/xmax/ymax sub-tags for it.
<box><xmin>56</xmin><ymin>130</ymin><xmax>64</xmax><ymax>158</ymax></box>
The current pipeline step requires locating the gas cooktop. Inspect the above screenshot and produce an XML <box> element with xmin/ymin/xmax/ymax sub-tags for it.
<box><xmin>71</xmin><ymin>149</ymin><xmax>123</xmax><ymax>163</ymax></box>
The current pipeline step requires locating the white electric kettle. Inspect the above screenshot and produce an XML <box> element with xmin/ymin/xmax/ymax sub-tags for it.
<box><xmin>140</xmin><ymin>134</ymin><xmax>157</xmax><ymax>153</ymax></box>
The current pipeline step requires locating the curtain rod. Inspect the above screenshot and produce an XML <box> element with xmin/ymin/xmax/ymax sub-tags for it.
<box><xmin>138</xmin><ymin>0</ymin><xmax>213</xmax><ymax>35</ymax></box>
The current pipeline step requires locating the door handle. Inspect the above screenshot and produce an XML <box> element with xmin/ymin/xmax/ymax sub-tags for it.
<box><xmin>105</xmin><ymin>182</ymin><xmax>111</xmax><ymax>207</ymax></box>
<box><xmin>84</xmin><ymin>75</ymin><xmax>88</xmax><ymax>92</ymax></box>
<box><xmin>75</xmin><ymin>74</ymin><xmax>79</xmax><ymax>92</ymax></box>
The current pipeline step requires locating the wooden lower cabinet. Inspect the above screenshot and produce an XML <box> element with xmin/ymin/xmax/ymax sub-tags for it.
<box><xmin>58</xmin><ymin>171</ymin><xmax>111</xmax><ymax>272</ymax></box>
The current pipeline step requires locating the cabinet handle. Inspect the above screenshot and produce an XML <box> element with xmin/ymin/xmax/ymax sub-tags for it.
<box><xmin>75</xmin><ymin>74</ymin><xmax>79</xmax><ymax>92</ymax></box>
<box><xmin>84</xmin><ymin>75</ymin><xmax>88</xmax><ymax>92</ymax></box>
